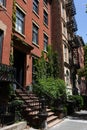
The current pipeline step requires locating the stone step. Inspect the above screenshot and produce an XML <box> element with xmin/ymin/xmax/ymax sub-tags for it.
<box><xmin>47</xmin><ymin>115</ymin><xmax>58</xmax><ymax>123</ymax></box>
<box><xmin>47</xmin><ymin>118</ymin><xmax>62</xmax><ymax>128</ymax></box>
<box><xmin>48</xmin><ymin>111</ymin><xmax>54</xmax><ymax>117</ymax></box>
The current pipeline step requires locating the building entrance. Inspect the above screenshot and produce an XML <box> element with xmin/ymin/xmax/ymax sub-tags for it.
<box><xmin>13</xmin><ymin>49</ymin><xmax>26</xmax><ymax>87</ymax></box>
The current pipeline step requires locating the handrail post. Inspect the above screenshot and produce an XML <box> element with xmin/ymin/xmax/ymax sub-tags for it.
<box><xmin>38</xmin><ymin>96</ymin><xmax>48</xmax><ymax>130</ymax></box>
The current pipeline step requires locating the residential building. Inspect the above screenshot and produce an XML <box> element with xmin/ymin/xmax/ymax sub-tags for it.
<box><xmin>0</xmin><ymin>0</ymin><xmax>84</xmax><ymax>94</ymax></box>
<box><xmin>0</xmin><ymin>0</ymin><xmax>52</xmax><ymax>87</ymax></box>
<box><xmin>0</xmin><ymin>0</ymin><xmax>86</xmax><ymax>128</ymax></box>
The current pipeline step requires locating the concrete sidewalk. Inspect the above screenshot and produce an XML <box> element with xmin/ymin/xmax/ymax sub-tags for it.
<box><xmin>24</xmin><ymin>110</ymin><xmax>87</xmax><ymax>130</ymax></box>
<box><xmin>49</xmin><ymin>110</ymin><xmax>87</xmax><ymax>130</ymax></box>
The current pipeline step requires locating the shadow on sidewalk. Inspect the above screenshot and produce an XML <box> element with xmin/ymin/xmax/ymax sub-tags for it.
<box><xmin>67</xmin><ymin>110</ymin><xmax>87</xmax><ymax>120</ymax></box>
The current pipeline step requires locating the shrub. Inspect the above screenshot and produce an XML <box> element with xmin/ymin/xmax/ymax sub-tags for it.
<box><xmin>68</xmin><ymin>95</ymin><xmax>84</xmax><ymax>109</ymax></box>
<box><xmin>37</xmin><ymin>77</ymin><xmax>66</xmax><ymax>99</ymax></box>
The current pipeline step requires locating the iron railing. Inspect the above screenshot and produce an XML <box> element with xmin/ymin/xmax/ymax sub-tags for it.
<box><xmin>0</xmin><ymin>63</ymin><xmax>16</xmax><ymax>82</ymax></box>
<box><xmin>67</xmin><ymin>17</ymin><xmax>77</xmax><ymax>32</ymax></box>
<box><xmin>66</xmin><ymin>0</ymin><xmax>76</xmax><ymax>16</ymax></box>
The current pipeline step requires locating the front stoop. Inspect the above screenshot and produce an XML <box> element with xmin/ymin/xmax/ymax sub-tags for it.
<box><xmin>0</xmin><ymin>121</ymin><xmax>27</xmax><ymax>130</ymax></box>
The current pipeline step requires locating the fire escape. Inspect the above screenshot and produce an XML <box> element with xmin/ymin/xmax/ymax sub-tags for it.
<box><xmin>66</xmin><ymin>0</ymin><xmax>79</xmax><ymax>94</ymax></box>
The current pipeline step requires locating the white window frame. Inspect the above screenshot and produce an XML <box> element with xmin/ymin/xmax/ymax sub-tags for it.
<box><xmin>33</xmin><ymin>0</ymin><xmax>39</xmax><ymax>14</ymax></box>
<box><xmin>44</xmin><ymin>33</ymin><xmax>48</xmax><ymax>52</ymax></box>
<box><xmin>15</xmin><ymin>7</ymin><xmax>25</xmax><ymax>34</ymax></box>
<box><xmin>32</xmin><ymin>23</ymin><xmax>39</xmax><ymax>45</ymax></box>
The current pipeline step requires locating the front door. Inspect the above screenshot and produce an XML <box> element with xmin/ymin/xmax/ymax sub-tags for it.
<box><xmin>13</xmin><ymin>49</ymin><xmax>25</xmax><ymax>86</ymax></box>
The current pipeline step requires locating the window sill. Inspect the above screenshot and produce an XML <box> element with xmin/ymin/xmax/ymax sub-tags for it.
<box><xmin>43</xmin><ymin>50</ymin><xmax>48</xmax><ymax>53</ymax></box>
<box><xmin>23</xmin><ymin>0</ymin><xmax>27</xmax><ymax>4</ymax></box>
<box><xmin>15</xmin><ymin>30</ymin><xmax>26</xmax><ymax>39</ymax></box>
<box><xmin>0</xmin><ymin>4</ymin><xmax>7</xmax><ymax>11</ymax></box>
<box><xmin>33</xmin><ymin>10</ymin><xmax>40</xmax><ymax>19</ymax></box>
<box><xmin>43</xmin><ymin>22</ymin><xmax>48</xmax><ymax>28</ymax></box>
<box><xmin>32</xmin><ymin>42</ymin><xmax>40</xmax><ymax>48</ymax></box>
<box><xmin>43</xmin><ymin>2</ymin><xmax>48</xmax><ymax>9</ymax></box>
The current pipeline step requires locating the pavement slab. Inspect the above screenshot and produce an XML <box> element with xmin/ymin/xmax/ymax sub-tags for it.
<box><xmin>49</xmin><ymin>118</ymin><xmax>87</xmax><ymax>130</ymax></box>
<box><xmin>49</xmin><ymin>110</ymin><xmax>87</xmax><ymax>130</ymax></box>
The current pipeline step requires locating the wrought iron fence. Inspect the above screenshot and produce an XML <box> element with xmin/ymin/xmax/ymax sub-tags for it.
<box><xmin>0</xmin><ymin>63</ymin><xmax>16</xmax><ymax>82</ymax></box>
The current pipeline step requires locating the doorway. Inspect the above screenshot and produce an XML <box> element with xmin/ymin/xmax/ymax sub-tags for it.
<box><xmin>13</xmin><ymin>49</ymin><xmax>26</xmax><ymax>87</ymax></box>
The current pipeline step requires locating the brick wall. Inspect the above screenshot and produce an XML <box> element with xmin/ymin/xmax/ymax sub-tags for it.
<box><xmin>51</xmin><ymin>0</ymin><xmax>64</xmax><ymax>79</ymax></box>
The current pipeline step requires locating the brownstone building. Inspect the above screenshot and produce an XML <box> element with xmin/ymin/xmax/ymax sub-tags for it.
<box><xmin>0</xmin><ymin>0</ymin><xmax>85</xmax><ymax>93</ymax></box>
<box><xmin>0</xmin><ymin>0</ymin><xmax>86</xmax><ymax>128</ymax></box>
<box><xmin>0</xmin><ymin>0</ymin><xmax>52</xmax><ymax>87</ymax></box>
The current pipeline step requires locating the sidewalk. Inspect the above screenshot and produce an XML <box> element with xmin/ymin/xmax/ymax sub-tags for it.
<box><xmin>48</xmin><ymin>110</ymin><xmax>87</xmax><ymax>130</ymax></box>
<box><xmin>1</xmin><ymin>110</ymin><xmax>87</xmax><ymax>130</ymax></box>
<box><xmin>67</xmin><ymin>110</ymin><xmax>87</xmax><ymax>120</ymax></box>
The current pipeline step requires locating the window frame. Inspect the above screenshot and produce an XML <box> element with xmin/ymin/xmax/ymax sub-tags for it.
<box><xmin>15</xmin><ymin>7</ymin><xmax>25</xmax><ymax>35</ymax></box>
<box><xmin>64</xmin><ymin>44</ymin><xmax>67</xmax><ymax>62</ymax></box>
<box><xmin>32</xmin><ymin>56</ymin><xmax>38</xmax><ymax>83</ymax></box>
<box><xmin>32</xmin><ymin>23</ymin><xmax>39</xmax><ymax>45</ymax></box>
<box><xmin>0</xmin><ymin>30</ymin><xmax>4</xmax><ymax>63</ymax></box>
<box><xmin>44</xmin><ymin>33</ymin><xmax>48</xmax><ymax>52</ymax></box>
<box><xmin>33</xmin><ymin>0</ymin><xmax>39</xmax><ymax>14</ymax></box>
<box><xmin>0</xmin><ymin>0</ymin><xmax>6</xmax><ymax>7</ymax></box>
<box><xmin>43</xmin><ymin>10</ymin><xmax>48</xmax><ymax>26</ymax></box>
<box><xmin>43</xmin><ymin>0</ymin><xmax>48</xmax><ymax>5</ymax></box>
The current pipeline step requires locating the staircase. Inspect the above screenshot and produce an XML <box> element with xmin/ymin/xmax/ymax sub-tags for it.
<box><xmin>15</xmin><ymin>89</ymin><xmax>62</xmax><ymax>128</ymax></box>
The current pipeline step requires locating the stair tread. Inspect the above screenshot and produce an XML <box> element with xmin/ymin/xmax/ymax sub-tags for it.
<box><xmin>46</xmin><ymin>108</ymin><xmax>52</xmax><ymax>112</ymax></box>
<box><xmin>48</xmin><ymin>112</ymin><xmax>54</xmax><ymax>116</ymax></box>
<box><xmin>48</xmin><ymin>118</ymin><xmax>62</xmax><ymax>128</ymax></box>
<box><xmin>16</xmin><ymin>88</ymin><xmax>63</xmax><ymax>129</ymax></box>
<box><xmin>47</xmin><ymin>115</ymin><xmax>58</xmax><ymax>122</ymax></box>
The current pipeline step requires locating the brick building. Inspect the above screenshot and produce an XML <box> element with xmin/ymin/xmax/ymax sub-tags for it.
<box><xmin>0</xmin><ymin>0</ymin><xmax>85</xmax><ymax>93</ymax></box>
<box><xmin>0</xmin><ymin>0</ymin><xmax>52</xmax><ymax>87</ymax></box>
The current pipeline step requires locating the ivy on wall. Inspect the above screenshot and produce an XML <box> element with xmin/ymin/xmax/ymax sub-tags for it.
<box><xmin>9</xmin><ymin>0</ymin><xmax>16</xmax><ymax>65</ymax></box>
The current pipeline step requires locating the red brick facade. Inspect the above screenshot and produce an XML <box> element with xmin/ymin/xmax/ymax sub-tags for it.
<box><xmin>0</xmin><ymin>0</ymin><xmax>84</xmax><ymax>92</ymax></box>
<box><xmin>0</xmin><ymin>0</ymin><xmax>53</xmax><ymax>87</ymax></box>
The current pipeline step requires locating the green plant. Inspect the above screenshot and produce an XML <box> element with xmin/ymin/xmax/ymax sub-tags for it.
<box><xmin>46</xmin><ymin>45</ymin><xmax>59</xmax><ymax>78</ymax></box>
<box><xmin>34</xmin><ymin>45</ymin><xmax>60</xmax><ymax>83</ymax></box>
<box><xmin>68</xmin><ymin>95</ymin><xmax>84</xmax><ymax>109</ymax></box>
<box><xmin>38</xmin><ymin>77</ymin><xmax>66</xmax><ymax>99</ymax></box>
<box><xmin>74</xmin><ymin>95</ymin><xmax>84</xmax><ymax>109</ymax></box>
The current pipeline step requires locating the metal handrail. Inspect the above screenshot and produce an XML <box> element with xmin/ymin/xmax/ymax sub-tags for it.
<box><xmin>0</xmin><ymin>63</ymin><xmax>16</xmax><ymax>82</ymax></box>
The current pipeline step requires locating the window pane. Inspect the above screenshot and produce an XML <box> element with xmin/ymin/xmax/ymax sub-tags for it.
<box><xmin>33</xmin><ymin>0</ymin><xmax>39</xmax><ymax>14</ymax></box>
<box><xmin>44</xmin><ymin>10</ymin><xmax>48</xmax><ymax>25</ymax></box>
<box><xmin>32</xmin><ymin>24</ymin><xmax>38</xmax><ymax>44</ymax></box>
<box><xmin>44</xmin><ymin>34</ymin><xmax>48</xmax><ymax>51</ymax></box>
<box><xmin>44</xmin><ymin>0</ymin><xmax>48</xmax><ymax>5</ymax></box>
<box><xmin>0</xmin><ymin>0</ymin><xmax>5</xmax><ymax>6</ymax></box>
<box><xmin>32</xmin><ymin>57</ymin><xmax>38</xmax><ymax>83</ymax></box>
<box><xmin>16</xmin><ymin>8</ymin><xmax>25</xmax><ymax>34</ymax></box>
<box><xmin>0</xmin><ymin>30</ymin><xmax>4</xmax><ymax>62</ymax></box>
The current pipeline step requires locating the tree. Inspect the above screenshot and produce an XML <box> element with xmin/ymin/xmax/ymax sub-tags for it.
<box><xmin>78</xmin><ymin>45</ymin><xmax>87</xmax><ymax>78</ymax></box>
<box><xmin>35</xmin><ymin>45</ymin><xmax>60</xmax><ymax>80</ymax></box>
<box><xmin>84</xmin><ymin>44</ymin><xmax>87</xmax><ymax>78</ymax></box>
<box><xmin>46</xmin><ymin>45</ymin><xmax>59</xmax><ymax>78</ymax></box>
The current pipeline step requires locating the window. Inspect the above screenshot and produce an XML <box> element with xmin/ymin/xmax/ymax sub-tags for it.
<box><xmin>44</xmin><ymin>10</ymin><xmax>48</xmax><ymax>25</ymax></box>
<box><xmin>0</xmin><ymin>30</ymin><xmax>4</xmax><ymax>62</ymax></box>
<box><xmin>16</xmin><ymin>8</ymin><xmax>25</xmax><ymax>34</ymax></box>
<box><xmin>62</xmin><ymin>3</ymin><xmax>65</xmax><ymax>18</ymax></box>
<box><xmin>33</xmin><ymin>0</ymin><xmax>39</xmax><ymax>14</ymax></box>
<box><xmin>44</xmin><ymin>0</ymin><xmax>48</xmax><ymax>5</ymax></box>
<box><xmin>44</xmin><ymin>34</ymin><xmax>48</xmax><ymax>51</ymax></box>
<box><xmin>32</xmin><ymin>57</ymin><xmax>38</xmax><ymax>83</ymax></box>
<box><xmin>64</xmin><ymin>44</ymin><xmax>67</xmax><ymax>62</ymax></box>
<box><xmin>0</xmin><ymin>0</ymin><xmax>6</xmax><ymax>6</ymax></box>
<box><xmin>32</xmin><ymin>23</ymin><xmax>39</xmax><ymax>45</ymax></box>
<box><xmin>63</xmin><ymin>23</ymin><xmax>66</xmax><ymax>35</ymax></box>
